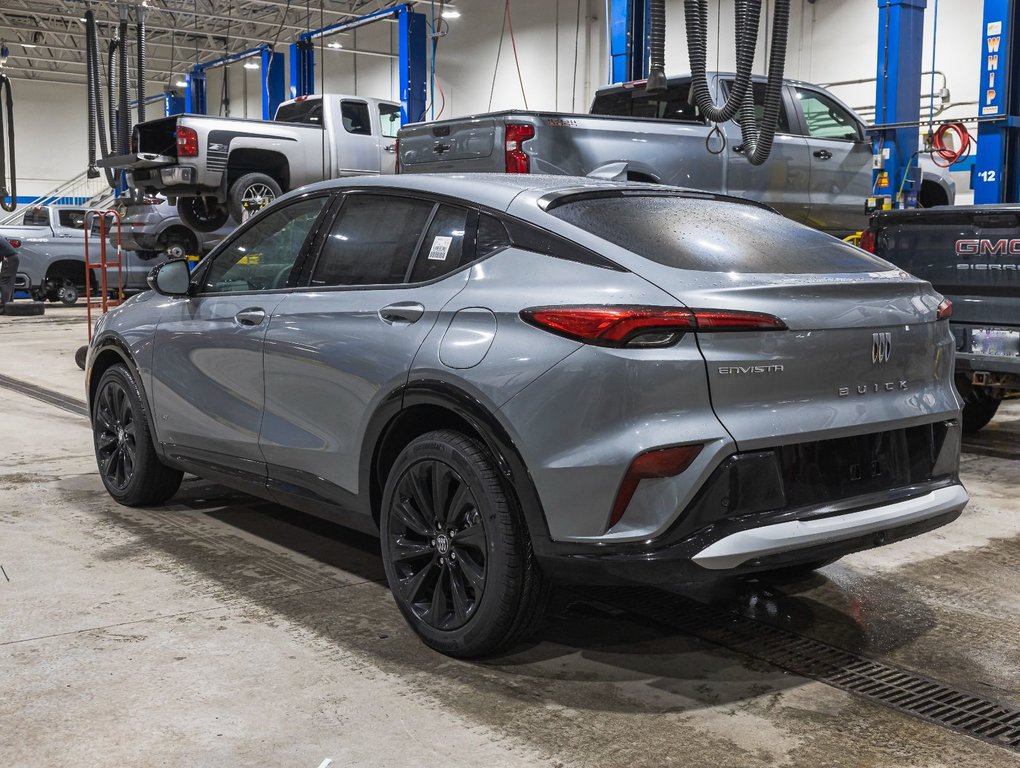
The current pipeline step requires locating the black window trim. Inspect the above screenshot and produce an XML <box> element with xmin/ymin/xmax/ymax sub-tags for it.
<box><xmin>190</xmin><ymin>191</ymin><xmax>336</xmax><ymax>297</ymax></box>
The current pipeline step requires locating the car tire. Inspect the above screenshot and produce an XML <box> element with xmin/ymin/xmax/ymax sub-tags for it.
<box><xmin>380</xmin><ymin>429</ymin><xmax>550</xmax><ymax>658</ymax></box>
<box><xmin>160</xmin><ymin>232</ymin><xmax>197</xmax><ymax>261</ymax></box>
<box><xmin>2</xmin><ymin>301</ymin><xmax>45</xmax><ymax>316</ymax></box>
<box><xmin>59</xmin><ymin>283</ymin><xmax>79</xmax><ymax>306</ymax></box>
<box><xmin>962</xmin><ymin>390</ymin><xmax>1001</xmax><ymax>433</ymax></box>
<box><xmin>227</xmin><ymin>173</ymin><xmax>282</xmax><ymax>223</ymax></box>
<box><xmin>92</xmin><ymin>364</ymin><xmax>183</xmax><ymax>506</ymax></box>
<box><xmin>178</xmin><ymin>196</ymin><xmax>230</xmax><ymax>233</ymax></box>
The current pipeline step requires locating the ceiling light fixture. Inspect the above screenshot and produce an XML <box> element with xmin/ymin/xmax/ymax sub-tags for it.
<box><xmin>327</xmin><ymin>41</ymin><xmax>343</xmax><ymax>49</ymax></box>
<box><xmin>174</xmin><ymin>78</ymin><xmax>188</xmax><ymax>87</ymax></box>
<box><xmin>22</xmin><ymin>42</ymin><xmax>37</xmax><ymax>48</ymax></box>
<box><xmin>442</xmin><ymin>8</ymin><xmax>461</xmax><ymax>18</ymax></box>
<box><xmin>243</xmin><ymin>60</ymin><xmax>259</xmax><ymax>69</ymax></box>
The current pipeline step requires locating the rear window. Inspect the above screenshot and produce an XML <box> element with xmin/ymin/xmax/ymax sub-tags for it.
<box><xmin>21</xmin><ymin>207</ymin><xmax>49</xmax><ymax>226</ymax></box>
<box><xmin>591</xmin><ymin>83</ymin><xmax>704</xmax><ymax>123</ymax></box>
<box><xmin>275</xmin><ymin>100</ymin><xmax>323</xmax><ymax>125</ymax></box>
<box><xmin>547</xmin><ymin>195</ymin><xmax>893</xmax><ymax>274</ymax></box>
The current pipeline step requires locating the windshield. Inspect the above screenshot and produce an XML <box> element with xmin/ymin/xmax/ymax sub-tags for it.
<box><xmin>547</xmin><ymin>195</ymin><xmax>893</xmax><ymax>274</ymax></box>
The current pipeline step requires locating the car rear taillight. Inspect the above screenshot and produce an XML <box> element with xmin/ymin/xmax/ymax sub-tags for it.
<box><xmin>176</xmin><ymin>125</ymin><xmax>199</xmax><ymax>157</ymax></box>
<box><xmin>520</xmin><ymin>306</ymin><xmax>786</xmax><ymax>348</ymax></box>
<box><xmin>859</xmin><ymin>227</ymin><xmax>876</xmax><ymax>253</ymax></box>
<box><xmin>937</xmin><ymin>298</ymin><xmax>953</xmax><ymax>321</ymax></box>
<box><xmin>610</xmin><ymin>444</ymin><xmax>704</xmax><ymax>529</ymax></box>
<box><xmin>7</xmin><ymin>238</ymin><xmax>21</xmax><ymax>249</ymax></box>
<box><xmin>505</xmin><ymin>123</ymin><xmax>534</xmax><ymax>174</ymax></box>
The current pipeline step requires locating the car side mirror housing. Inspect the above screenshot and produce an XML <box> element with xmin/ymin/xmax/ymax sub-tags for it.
<box><xmin>147</xmin><ymin>259</ymin><xmax>191</xmax><ymax>297</ymax></box>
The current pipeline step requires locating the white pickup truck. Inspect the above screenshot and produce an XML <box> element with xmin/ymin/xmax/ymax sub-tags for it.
<box><xmin>103</xmin><ymin>94</ymin><xmax>401</xmax><ymax>232</ymax></box>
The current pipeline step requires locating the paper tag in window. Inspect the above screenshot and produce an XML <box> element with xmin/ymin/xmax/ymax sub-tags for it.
<box><xmin>428</xmin><ymin>235</ymin><xmax>453</xmax><ymax>261</ymax></box>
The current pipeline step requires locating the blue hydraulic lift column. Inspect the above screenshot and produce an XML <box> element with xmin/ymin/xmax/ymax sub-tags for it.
<box><xmin>288</xmin><ymin>4</ymin><xmax>428</xmax><ymax>125</ymax></box>
<box><xmin>874</xmin><ymin>0</ymin><xmax>927</xmax><ymax>207</ymax></box>
<box><xmin>609</xmin><ymin>0</ymin><xmax>649</xmax><ymax>84</ymax></box>
<box><xmin>186</xmin><ymin>45</ymin><xmax>285</xmax><ymax>119</ymax></box>
<box><xmin>261</xmin><ymin>47</ymin><xmax>286</xmax><ymax>119</ymax></box>
<box><xmin>184</xmin><ymin>71</ymin><xmax>207</xmax><ymax>114</ymax></box>
<box><xmin>973</xmin><ymin>0</ymin><xmax>1020</xmax><ymax>203</ymax></box>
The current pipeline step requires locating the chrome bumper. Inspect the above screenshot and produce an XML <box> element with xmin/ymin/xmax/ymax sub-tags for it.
<box><xmin>692</xmin><ymin>484</ymin><xmax>969</xmax><ymax>570</ymax></box>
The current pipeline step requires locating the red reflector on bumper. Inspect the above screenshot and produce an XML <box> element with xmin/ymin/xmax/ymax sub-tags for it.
<box><xmin>609</xmin><ymin>444</ymin><xmax>704</xmax><ymax>530</ymax></box>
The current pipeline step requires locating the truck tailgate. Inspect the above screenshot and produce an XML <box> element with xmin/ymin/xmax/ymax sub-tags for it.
<box><xmin>98</xmin><ymin>152</ymin><xmax>174</xmax><ymax>169</ymax></box>
<box><xmin>399</xmin><ymin>117</ymin><xmax>496</xmax><ymax>170</ymax></box>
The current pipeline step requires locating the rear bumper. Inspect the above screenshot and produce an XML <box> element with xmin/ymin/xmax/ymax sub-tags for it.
<box><xmin>536</xmin><ymin>480</ymin><xmax>966</xmax><ymax>584</ymax></box>
<box><xmin>691</xmin><ymin>484</ymin><xmax>968</xmax><ymax>570</ymax></box>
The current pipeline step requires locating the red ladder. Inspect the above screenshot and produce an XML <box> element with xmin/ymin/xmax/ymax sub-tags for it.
<box><xmin>83</xmin><ymin>208</ymin><xmax>124</xmax><ymax>342</ymax></box>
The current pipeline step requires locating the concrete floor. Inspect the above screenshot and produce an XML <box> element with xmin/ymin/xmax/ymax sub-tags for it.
<box><xmin>2</xmin><ymin>305</ymin><xmax>1019</xmax><ymax>767</ymax></box>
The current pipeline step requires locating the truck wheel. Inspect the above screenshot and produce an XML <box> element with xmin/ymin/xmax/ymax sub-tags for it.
<box><xmin>228</xmin><ymin>173</ymin><xmax>282</xmax><ymax>222</ymax></box>
<box><xmin>962</xmin><ymin>390</ymin><xmax>1001</xmax><ymax>433</ymax></box>
<box><xmin>59</xmin><ymin>283</ymin><xmax>79</xmax><ymax>306</ymax></box>
<box><xmin>178</xmin><ymin>196</ymin><xmax>230</xmax><ymax>233</ymax></box>
<box><xmin>159</xmin><ymin>232</ymin><xmax>197</xmax><ymax>260</ymax></box>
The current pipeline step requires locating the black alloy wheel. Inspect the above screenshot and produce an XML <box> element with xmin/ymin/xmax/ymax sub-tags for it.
<box><xmin>91</xmin><ymin>364</ymin><xmax>183</xmax><ymax>506</ymax></box>
<box><xmin>388</xmin><ymin>459</ymin><xmax>488</xmax><ymax>631</ymax></box>
<box><xmin>380</xmin><ymin>430</ymin><xmax>550</xmax><ymax>658</ymax></box>
<box><xmin>94</xmin><ymin>377</ymin><xmax>137</xmax><ymax>491</ymax></box>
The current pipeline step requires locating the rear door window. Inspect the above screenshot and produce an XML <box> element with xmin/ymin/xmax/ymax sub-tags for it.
<box><xmin>546</xmin><ymin>194</ymin><xmax>892</xmax><ymax>274</ymax></box>
<box><xmin>341</xmin><ymin>101</ymin><xmax>372</xmax><ymax>136</ymax></box>
<box><xmin>312</xmin><ymin>194</ymin><xmax>433</xmax><ymax>286</ymax></box>
<box><xmin>721</xmin><ymin>81</ymin><xmax>792</xmax><ymax>133</ymax></box>
<box><xmin>409</xmin><ymin>204</ymin><xmax>470</xmax><ymax>283</ymax></box>
<box><xmin>58</xmin><ymin>209</ymin><xmax>87</xmax><ymax>229</ymax></box>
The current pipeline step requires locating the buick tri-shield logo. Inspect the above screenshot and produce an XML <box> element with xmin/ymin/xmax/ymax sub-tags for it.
<box><xmin>872</xmin><ymin>332</ymin><xmax>892</xmax><ymax>365</ymax></box>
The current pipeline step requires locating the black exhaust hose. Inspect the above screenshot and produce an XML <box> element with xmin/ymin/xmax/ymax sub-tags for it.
<box><xmin>108</xmin><ymin>38</ymin><xmax>119</xmax><ymax>162</ymax></box>
<box><xmin>684</xmin><ymin>0</ymin><xmax>760</xmax><ymax>124</ymax></box>
<box><xmin>738</xmin><ymin>0</ymin><xmax>790</xmax><ymax>166</ymax></box>
<box><xmin>0</xmin><ymin>74</ymin><xmax>16</xmax><ymax>211</ymax></box>
<box><xmin>85</xmin><ymin>10</ymin><xmax>99</xmax><ymax>178</ymax></box>
<box><xmin>118</xmin><ymin>16</ymin><xmax>130</xmax><ymax>157</ymax></box>
<box><xmin>646</xmin><ymin>0</ymin><xmax>667</xmax><ymax>94</ymax></box>
<box><xmin>136</xmin><ymin>13</ymin><xmax>146</xmax><ymax>124</ymax></box>
<box><xmin>87</xmin><ymin>11</ymin><xmax>115</xmax><ymax>185</ymax></box>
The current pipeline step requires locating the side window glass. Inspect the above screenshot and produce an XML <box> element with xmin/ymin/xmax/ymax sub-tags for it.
<box><xmin>379</xmin><ymin>104</ymin><xmax>401</xmax><ymax>139</ymax></box>
<box><xmin>630</xmin><ymin>82</ymin><xmax>703</xmax><ymax>123</ymax></box>
<box><xmin>341</xmin><ymin>101</ymin><xmax>372</xmax><ymax>136</ymax></box>
<box><xmin>58</xmin><ymin>210</ymin><xmax>87</xmax><ymax>229</ymax></box>
<box><xmin>21</xmin><ymin>208</ymin><xmax>49</xmax><ymax>226</ymax></box>
<box><xmin>312</xmin><ymin>195</ymin><xmax>434</xmax><ymax>286</ymax></box>
<box><xmin>795</xmin><ymin>88</ymin><xmax>862</xmax><ymax>141</ymax></box>
<box><xmin>409</xmin><ymin>205</ymin><xmax>471</xmax><ymax>283</ymax></box>
<box><xmin>723</xmin><ymin>81</ymin><xmax>791</xmax><ymax>133</ymax></box>
<box><xmin>202</xmin><ymin>196</ymin><xmax>327</xmax><ymax>293</ymax></box>
<box><xmin>475</xmin><ymin>214</ymin><xmax>511</xmax><ymax>259</ymax></box>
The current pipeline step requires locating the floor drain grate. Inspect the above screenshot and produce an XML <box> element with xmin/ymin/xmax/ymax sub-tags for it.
<box><xmin>580</xmin><ymin>586</ymin><xmax>1020</xmax><ymax>753</ymax></box>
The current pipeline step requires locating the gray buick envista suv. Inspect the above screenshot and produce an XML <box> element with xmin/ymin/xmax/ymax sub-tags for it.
<box><xmin>86</xmin><ymin>174</ymin><xmax>969</xmax><ymax>657</ymax></box>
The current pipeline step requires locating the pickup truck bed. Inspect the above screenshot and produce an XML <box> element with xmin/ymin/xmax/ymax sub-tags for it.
<box><xmin>863</xmin><ymin>205</ymin><xmax>1020</xmax><ymax>431</ymax></box>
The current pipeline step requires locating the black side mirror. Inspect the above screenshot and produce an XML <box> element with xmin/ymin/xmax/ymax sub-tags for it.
<box><xmin>147</xmin><ymin>259</ymin><xmax>191</xmax><ymax>297</ymax></box>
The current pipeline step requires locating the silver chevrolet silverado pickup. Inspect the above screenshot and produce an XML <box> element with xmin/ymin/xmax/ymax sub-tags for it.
<box><xmin>397</xmin><ymin>74</ymin><xmax>956</xmax><ymax>238</ymax></box>
<box><xmin>103</xmin><ymin>94</ymin><xmax>401</xmax><ymax>232</ymax></box>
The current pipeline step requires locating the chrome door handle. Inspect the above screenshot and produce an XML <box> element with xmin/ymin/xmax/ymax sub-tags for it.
<box><xmin>379</xmin><ymin>301</ymin><xmax>425</xmax><ymax>324</ymax></box>
<box><xmin>384</xmin><ymin>144</ymin><xmax>397</xmax><ymax>153</ymax></box>
<box><xmin>234</xmin><ymin>307</ymin><xmax>266</xmax><ymax>326</ymax></box>
<box><xmin>814</xmin><ymin>149</ymin><xmax>833</xmax><ymax>160</ymax></box>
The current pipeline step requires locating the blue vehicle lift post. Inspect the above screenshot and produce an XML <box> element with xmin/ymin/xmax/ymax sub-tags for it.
<box><xmin>185</xmin><ymin>45</ymin><xmax>285</xmax><ymax>120</ymax></box>
<box><xmin>873</xmin><ymin>0</ymin><xmax>928</xmax><ymax>208</ymax></box>
<box><xmin>973</xmin><ymin>0</ymin><xmax>1020</xmax><ymax>203</ymax></box>
<box><xmin>288</xmin><ymin>3</ymin><xmax>427</xmax><ymax>125</ymax></box>
<box><xmin>609</xmin><ymin>0</ymin><xmax>649</xmax><ymax>84</ymax></box>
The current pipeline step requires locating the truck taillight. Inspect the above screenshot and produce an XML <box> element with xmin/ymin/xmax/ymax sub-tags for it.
<box><xmin>859</xmin><ymin>228</ymin><xmax>876</xmax><ymax>253</ymax></box>
<box><xmin>7</xmin><ymin>238</ymin><xmax>21</xmax><ymax>249</ymax></box>
<box><xmin>505</xmin><ymin>123</ymin><xmax>534</xmax><ymax>174</ymax></box>
<box><xmin>176</xmin><ymin>126</ymin><xmax>199</xmax><ymax>157</ymax></box>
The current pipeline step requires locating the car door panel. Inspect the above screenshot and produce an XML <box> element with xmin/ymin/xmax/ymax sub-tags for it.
<box><xmin>722</xmin><ymin>83</ymin><xmax>812</xmax><ymax>225</ymax></box>
<box><xmin>792</xmin><ymin>86</ymin><xmax>873</xmax><ymax>235</ymax></box>
<box><xmin>259</xmin><ymin>194</ymin><xmax>472</xmax><ymax>503</ymax></box>
<box><xmin>149</xmin><ymin>194</ymin><xmax>331</xmax><ymax>473</ymax></box>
